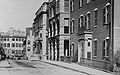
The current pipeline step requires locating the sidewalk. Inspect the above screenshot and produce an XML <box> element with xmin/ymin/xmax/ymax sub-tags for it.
<box><xmin>40</xmin><ymin>60</ymin><xmax>115</xmax><ymax>75</ymax></box>
<box><xmin>0</xmin><ymin>59</ymin><xmax>11</xmax><ymax>68</ymax></box>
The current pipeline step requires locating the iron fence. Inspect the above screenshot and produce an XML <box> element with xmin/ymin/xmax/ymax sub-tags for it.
<box><xmin>80</xmin><ymin>57</ymin><xmax>111</xmax><ymax>71</ymax></box>
<box><xmin>60</xmin><ymin>56</ymin><xmax>73</xmax><ymax>63</ymax></box>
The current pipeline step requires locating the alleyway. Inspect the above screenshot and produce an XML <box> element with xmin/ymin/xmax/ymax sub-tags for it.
<box><xmin>0</xmin><ymin>59</ymin><xmax>88</xmax><ymax>75</ymax></box>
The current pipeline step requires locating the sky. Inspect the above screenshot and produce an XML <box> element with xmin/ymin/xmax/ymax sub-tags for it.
<box><xmin>0</xmin><ymin>0</ymin><xmax>48</xmax><ymax>32</ymax></box>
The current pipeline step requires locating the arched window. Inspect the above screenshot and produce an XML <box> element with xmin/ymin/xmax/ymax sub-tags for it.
<box><xmin>85</xmin><ymin>12</ymin><xmax>91</xmax><ymax>29</ymax></box>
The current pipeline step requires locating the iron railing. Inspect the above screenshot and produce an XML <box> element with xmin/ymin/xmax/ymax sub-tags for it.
<box><xmin>80</xmin><ymin>57</ymin><xmax>111</xmax><ymax>71</ymax></box>
<box><xmin>60</xmin><ymin>56</ymin><xmax>73</xmax><ymax>63</ymax></box>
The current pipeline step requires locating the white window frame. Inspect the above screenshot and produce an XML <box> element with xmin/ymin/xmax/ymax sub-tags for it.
<box><xmin>64</xmin><ymin>18</ymin><xmax>69</xmax><ymax>34</ymax></box>
<box><xmin>79</xmin><ymin>0</ymin><xmax>83</xmax><ymax>7</ymax></box>
<box><xmin>80</xmin><ymin>15</ymin><xmax>83</xmax><ymax>28</ymax></box>
<box><xmin>104</xmin><ymin>3</ymin><xmax>111</xmax><ymax>24</ymax></box>
<box><xmin>71</xmin><ymin>43</ymin><xmax>74</xmax><ymax>57</ymax></box>
<box><xmin>71</xmin><ymin>19</ymin><xmax>74</xmax><ymax>33</ymax></box>
<box><xmin>103</xmin><ymin>37</ymin><xmax>110</xmax><ymax>58</ymax></box>
<box><xmin>86</xmin><ymin>12</ymin><xmax>91</xmax><ymax>29</ymax></box>
<box><xmin>94</xmin><ymin>8</ymin><xmax>98</xmax><ymax>26</ymax></box>
<box><xmin>64</xmin><ymin>0</ymin><xmax>70</xmax><ymax>12</ymax></box>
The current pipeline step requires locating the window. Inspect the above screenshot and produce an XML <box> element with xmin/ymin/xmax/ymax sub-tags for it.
<box><xmin>102</xmin><ymin>37</ymin><xmax>110</xmax><ymax>59</ymax></box>
<box><xmin>22</xmin><ymin>38</ymin><xmax>24</xmax><ymax>41</ymax></box>
<box><xmin>19</xmin><ymin>43</ymin><xmax>21</xmax><ymax>47</ymax></box>
<box><xmin>64</xmin><ymin>18</ymin><xmax>69</xmax><ymax>33</ymax></box>
<box><xmin>16</xmin><ymin>43</ymin><xmax>18</xmax><ymax>47</ymax></box>
<box><xmin>103</xmin><ymin>3</ymin><xmax>111</xmax><ymax>25</ymax></box>
<box><xmin>64</xmin><ymin>40</ymin><xmax>69</xmax><ymax>56</ymax></box>
<box><xmin>56</xmin><ymin>0</ymin><xmax>60</xmax><ymax>13</ymax></box>
<box><xmin>87</xmin><ymin>0</ymin><xmax>91</xmax><ymax>3</ymax></box>
<box><xmin>12</xmin><ymin>38</ymin><xmax>15</xmax><ymax>41</ymax></box>
<box><xmin>19</xmin><ymin>38</ymin><xmax>21</xmax><ymax>41</ymax></box>
<box><xmin>78</xmin><ymin>15</ymin><xmax>84</xmax><ymax>28</ymax></box>
<box><xmin>40</xmin><ymin>33</ymin><xmax>42</xmax><ymax>38</ymax></box>
<box><xmin>7</xmin><ymin>43</ymin><xmax>10</xmax><ymax>47</ymax></box>
<box><xmin>19</xmin><ymin>50</ymin><xmax>21</xmax><ymax>54</ymax></box>
<box><xmin>16</xmin><ymin>50</ymin><xmax>18</xmax><ymax>54</ymax></box>
<box><xmin>94</xmin><ymin>8</ymin><xmax>98</xmax><ymax>26</ymax></box>
<box><xmin>12</xmin><ymin>50</ymin><xmax>15</xmax><ymax>54</ymax></box>
<box><xmin>7</xmin><ymin>38</ymin><xmax>9</xmax><ymax>41</ymax></box>
<box><xmin>71</xmin><ymin>19</ymin><xmax>74</xmax><ymax>34</ymax></box>
<box><xmin>28</xmin><ymin>40</ymin><xmax>31</xmax><ymax>45</ymax></box>
<box><xmin>4</xmin><ymin>43</ymin><xmax>6</xmax><ymax>47</ymax></box>
<box><xmin>71</xmin><ymin>43</ymin><xmax>74</xmax><ymax>57</ymax></box>
<box><xmin>93</xmin><ymin>40</ymin><xmax>97</xmax><ymax>57</ymax></box>
<box><xmin>70</xmin><ymin>0</ymin><xmax>74</xmax><ymax>12</ymax></box>
<box><xmin>64</xmin><ymin>0</ymin><xmax>69</xmax><ymax>12</ymax></box>
<box><xmin>85</xmin><ymin>12</ymin><xmax>91</xmax><ymax>29</ymax></box>
<box><xmin>27</xmin><ymin>47</ymin><xmax>30</xmax><ymax>51</ymax></box>
<box><xmin>79</xmin><ymin>0</ymin><xmax>83</xmax><ymax>7</ymax></box>
<box><xmin>87</xmin><ymin>52</ymin><xmax>91</xmax><ymax>59</ymax></box>
<box><xmin>88</xmin><ymin>42</ymin><xmax>90</xmax><ymax>47</ymax></box>
<box><xmin>22</xmin><ymin>50</ymin><xmax>23</xmax><ymax>54</ymax></box>
<box><xmin>16</xmin><ymin>38</ymin><xmax>18</xmax><ymax>41</ymax></box>
<box><xmin>12</xmin><ymin>43</ymin><xmax>15</xmax><ymax>47</ymax></box>
<box><xmin>4</xmin><ymin>38</ymin><xmax>6</xmax><ymax>41</ymax></box>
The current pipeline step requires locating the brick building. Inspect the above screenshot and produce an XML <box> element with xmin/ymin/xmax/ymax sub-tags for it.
<box><xmin>70</xmin><ymin>0</ymin><xmax>112</xmax><ymax>70</ymax></box>
<box><xmin>47</xmin><ymin>0</ymin><xmax>70</xmax><ymax>61</ymax></box>
<box><xmin>33</xmin><ymin>2</ymin><xmax>49</xmax><ymax>60</ymax></box>
<box><xmin>26</xmin><ymin>27</ymin><xmax>34</xmax><ymax>60</ymax></box>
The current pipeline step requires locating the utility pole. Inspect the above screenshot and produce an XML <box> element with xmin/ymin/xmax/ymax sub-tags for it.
<box><xmin>110</xmin><ymin>0</ymin><xmax>114</xmax><ymax>71</ymax></box>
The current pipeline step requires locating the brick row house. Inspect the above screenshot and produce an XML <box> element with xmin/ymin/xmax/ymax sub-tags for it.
<box><xmin>69</xmin><ymin>0</ymin><xmax>116</xmax><ymax>70</ymax></box>
<box><xmin>47</xmin><ymin>0</ymin><xmax>70</xmax><ymax>61</ymax></box>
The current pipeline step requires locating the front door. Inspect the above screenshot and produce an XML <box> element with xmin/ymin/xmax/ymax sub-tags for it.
<box><xmin>78</xmin><ymin>40</ymin><xmax>84</xmax><ymax>62</ymax></box>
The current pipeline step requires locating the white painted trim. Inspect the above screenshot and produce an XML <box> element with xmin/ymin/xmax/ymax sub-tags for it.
<box><xmin>80</xmin><ymin>14</ymin><xmax>83</xmax><ymax>17</ymax></box>
<box><xmin>106</xmin><ymin>3</ymin><xmax>110</xmax><ymax>6</ymax></box>
<box><xmin>72</xmin><ymin>18</ymin><xmax>75</xmax><ymax>20</ymax></box>
<box><xmin>87</xmin><ymin>11</ymin><xmax>91</xmax><ymax>14</ymax></box>
<box><xmin>106</xmin><ymin>37</ymin><xmax>110</xmax><ymax>40</ymax></box>
<box><xmin>94</xmin><ymin>39</ymin><xmax>97</xmax><ymax>41</ymax></box>
<box><xmin>94</xmin><ymin>8</ymin><xmax>98</xmax><ymax>11</ymax></box>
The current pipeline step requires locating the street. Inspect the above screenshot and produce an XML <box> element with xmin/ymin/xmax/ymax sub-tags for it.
<box><xmin>0</xmin><ymin>60</ymin><xmax>87</xmax><ymax>75</ymax></box>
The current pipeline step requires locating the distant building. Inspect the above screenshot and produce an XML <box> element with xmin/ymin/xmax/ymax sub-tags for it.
<box><xmin>0</xmin><ymin>27</ymin><xmax>26</xmax><ymax>59</ymax></box>
<box><xmin>26</xmin><ymin>27</ymin><xmax>34</xmax><ymax>60</ymax></box>
<box><xmin>32</xmin><ymin>2</ymin><xmax>49</xmax><ymax>60</ymax></box>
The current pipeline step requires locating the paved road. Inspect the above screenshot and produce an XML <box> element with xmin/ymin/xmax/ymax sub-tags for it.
<box><xmin>0</xmin><ymin>60</ymin><xmax>88</xmax><ymax>75</ymax></box>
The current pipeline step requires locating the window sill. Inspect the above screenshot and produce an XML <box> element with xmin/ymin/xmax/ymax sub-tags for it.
<box><xmin>93</xmin><ymin>25</ymin><xmax>97</xmax><ymax>28</ymax></box>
